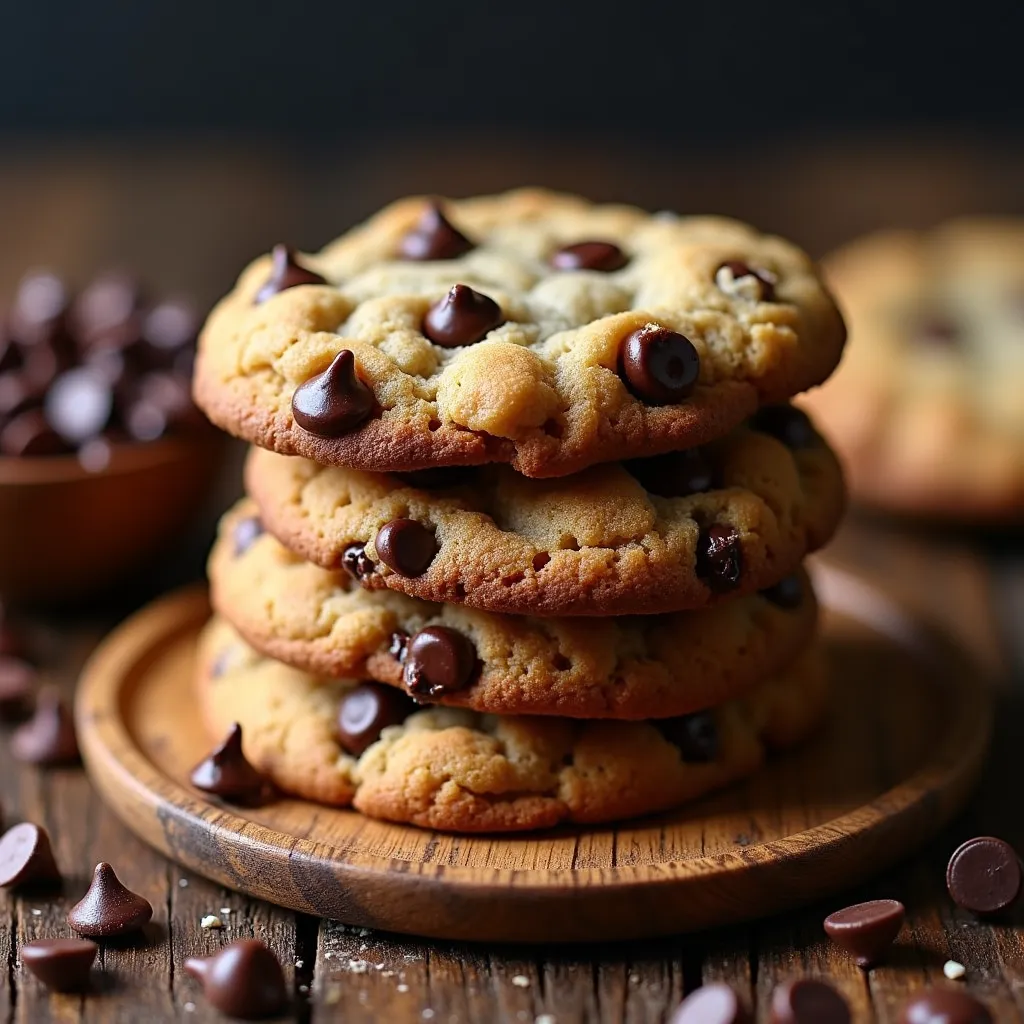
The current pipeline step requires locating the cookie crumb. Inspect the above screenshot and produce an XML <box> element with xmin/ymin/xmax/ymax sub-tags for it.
<box><xmin>30</xmin><ymin>909</ymin><xmax>41</xmax><ymax>916</ymax></box>
<box><xmin>944</xmin><ymin>960</ymin><xmax>966</xmax><ymax>980</ymax></box>
<box><xmin>219</xmin><ymin>907</ymin><xmax>231</xmax><ymax>915</ymax></box>
<box><xmin>299</xmin><ymin>984</ymin><xmax>310</xmax><ymax>993</ymax></box>
<box><xmin>295</xmin><ymin>959</ymin><xmax>304</xmax><ymax>968</ymax></box>
<box><xmin>512</xmin><ymin>975</ymin><xmax>530</xmax><ymax>988</ymax></box>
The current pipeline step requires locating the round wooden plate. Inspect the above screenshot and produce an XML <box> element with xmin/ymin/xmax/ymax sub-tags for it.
<box><xmin>76</xmin><ymin>563</ymin><xmax>993</xmax><ymax>944</ymax></box>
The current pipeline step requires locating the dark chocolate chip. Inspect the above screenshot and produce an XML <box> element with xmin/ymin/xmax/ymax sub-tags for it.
<box><xmin>899</xmin><ymin>989</ymin><xmax>992</xmax><ymax>1024</ymax></box>
<box><xmin>132</xmin><ymin>372</ymin><xmax>206</xmax><ymax>433</ymax></box>
<box><xmin>141</xmin><ymin>299</ymin><xmax>199</xmax><ymax>354</ymax></box>
<box><xmin>190</xmin><ymin>723</ymin><xmax>270</xmax><ymax>805</ymax></box>
<box><xmin>0</xmin><ymin>822</ymin><xmax>61</xmax><ymax>888</ymax></box>
<box><xmin>233</xmin><ymin>516</ymin><xmax>264</xmax><ymax>557</ymax></box>
<box><xmin>389</xmin><ymin>630</ymin><xmax>410</xmax><ymax>661</ymax></box>
<box><xmin>659</xmin><ymin>711</ymin><xmax>719</xmax><ymax>763</ymax></box>
<box><xmin>0</xmin><ymin>409</ymin><xmax>69</xmax><ymax>457</ymax></box>
<box><xmin>0</xmin><ymin>657</ymin><xmax>36</xmax><ymax>721</ymax></box>
<box><xmin>184</xmin><ymin>940</ymin><xmax>288</xmax><ymax>1020</ymax></box>
<box><xmin>399</xmin><ymin>204</ymin><xmax>474</xmax><ymax>261</ymax></box>
<box><xmin>337</xmin><ymin>682</ymin><xmax>417</xmax><ymax>756</ymax></box>
<box><xmin>71</xmin><ymin>271</ymin><xmax>144</xmax><ymax>342</ymax></box>
<box><xmin>292</xmin><ymin>350</ymin><xmax>374</xmax><ymax>437</ymax></box>
<box><xmin>761</xmin><ymin>574</ymin><xmax>804</xmax><ymax>609</ymax></box>
<box><xmin>422</xmin><ymin>284</ymin><xmax>503</xmax><ymax>347</ymax></box>
<box><xmin>395</xmin><ymin>466</ymin><xmax>475</xmax><ymax>489</ymax></box>
<box><xmin>619</xmin><ymin>324</ymin><xmax>700</xmax><ymax>404</ymax></box>
<box><xmin>78</xmin><ymin>437</ymin><xmax>114</xmax><ymax>474</ymax></box>
<box><xmin>770</xmin><ymin>979</ymin><xmax>851</xmax><ymax>1024</ymax></box>
<box><xmin>715</xmin><ymin>260</ymin><xmax>776</xmax><ymax>301</ymax></box>
<box><xmin>625</xmin><ymin>447</ymin><xmax>715</xmax><ymax>497</ymax></box>
<box><xmin>254</xmin><ymin>244</ymin><xmax>326</xmax><ymax>304</ymax></box>
<box><xmin>10</xmin><ymin>271</ymin><xmax>69</xmax><ymax>345</ymax></box>
<box><xmin>551</xmin><ymin>241</ymin><xmax>628</xmax><ymax>272</ymax></box>
<box><xmin>403</xmin><ymin>626</ymin><xmax>477</xmax><ymax>698</ymax></box>
<box><xmin>823</xmin><ymin>899</ymin><xmax>905</xmax><ymax>968</ymax></box>
<box><xmin>22</xmin><ymin>938</ymin><xmax>98</xmax><ymax>993</ymax></box>
<box><xmin>123</xmin><ymin>399</ymin><xmax>170</xmax><ymax>442</ymax></box>
<box><xmin>67</xmin><ymin>862</ymin><xmax>153</xmax><ymax>937</ymax></box>
<box><xmin>749</xmin><ymin>405</ymin><xmax>817</xmax><ymax>449</ymax></box>
<box><xmin>375</xmin><ymin>519</ymin><xmax>437</xmax><ymax>577</ymax></box>
<box><xmin>44</xmin><ymin>368</ymin><xmax>114</xmax><ymax>445</ymax></box>
<box><xmin>11</xmin><ymin>686</ymin><xmax>80</xmax><ymax>764</ymax></box>
<box><xmin>0</xmin><ymin>371</ymin><xmax>44</xmax><ymax>419</ymax></box>
<box><xmin>20</xmin><ymin>334</ymin><xmax>76</xmax><ymax>388</ymax></box>
<box><xmin>946</xmin><ymin>836</ymin><xmax>1023</xmax><ymax>915</ymax></box>
<box><xmin>341</xmin><ymin>542</ymin><xmax>376</xmax><ymax>581</ymax></box>
<box><xmin>696</xmin><ymin>524</ymin><xmax>742</xmax><ymax>593</ymax></box>
<box><xmin>670</xmin><ymin>983</ymin><xmax>752</xmax><ymax>1024</ymax></box>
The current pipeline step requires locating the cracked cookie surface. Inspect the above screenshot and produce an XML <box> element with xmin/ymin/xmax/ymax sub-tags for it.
<box><xmin>210</xmin><ymin>500</ymin><xmax>818</xmax><ymax>719</ymax></box>
<box><xmin>194</xmin><ymin>189</ymin><xmax>846</xmax><ymax>478</ymax></box>
<box><xmin>196</xmin><ymin>619</ymin><xmax>828</xmax><ymax>832</ymax></box>
<box><xmin>244</xmin><ymin>417</ymin><xmax>844</xmax><ymax>616</ymax></box>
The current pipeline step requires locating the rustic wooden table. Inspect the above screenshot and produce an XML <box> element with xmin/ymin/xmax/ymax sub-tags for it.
<box><xmin>0</xmin><ymin>138</ymin><xmax>1022</xmax><ymax>1022</ymax></box>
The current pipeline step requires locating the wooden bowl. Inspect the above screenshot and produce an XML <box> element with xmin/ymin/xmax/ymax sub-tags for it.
<box><xmin>0</xmin><ymin>437</ymin><xmax>224</xmax><ymax>605</ymax></box>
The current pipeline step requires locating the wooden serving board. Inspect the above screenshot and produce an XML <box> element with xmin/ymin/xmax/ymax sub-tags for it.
<box><xmin>75</xmin><ymin>564</ymin><xmax>993</xmax><ymax>944</ymax></box>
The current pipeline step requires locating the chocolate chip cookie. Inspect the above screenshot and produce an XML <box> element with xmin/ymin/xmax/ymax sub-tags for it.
<box><xmin>194</xmin><ymin>189</ymin><xmax>846</xmax><ymax>479</ymax></box>
<box><xmin>196</xmin><ymin>618</ymin><xmax>828</xmax><ymax>832</ymax></box>
<box><xmin>244</xmin><ymin>416</ymin><xmax>844</xmax><ymax>616</ymax></box>
<box><xmin>210</xmin><ymin>500</ymin><xmax>818</xmax><ymax>719</ymax></box>
<box><xmin>800</xmin><ymin>220</ymin><xmax>1024</xmax><ymax>519</ymax></box>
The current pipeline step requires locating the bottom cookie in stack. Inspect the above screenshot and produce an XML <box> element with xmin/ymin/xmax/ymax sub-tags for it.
<box><xmin>196</xmin><ymin>618</ymin><xmax>827</xmax><ymax>834</ymax></box>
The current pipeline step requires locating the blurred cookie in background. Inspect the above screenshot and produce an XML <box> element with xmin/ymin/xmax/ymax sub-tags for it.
<box><xmin>800</xmin><ymin>220</ymin><xmax>1024</xmax><ymax>521</ymax></box>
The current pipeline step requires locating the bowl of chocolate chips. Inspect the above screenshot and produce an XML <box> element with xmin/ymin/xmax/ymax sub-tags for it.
<box><xmin>0</xmin><ymin>269</ymin><xmax>222</xmax><ymax>603</ymax></box>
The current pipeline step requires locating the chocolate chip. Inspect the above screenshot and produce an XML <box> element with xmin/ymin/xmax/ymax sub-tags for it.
<box><xmin>375</xmin><ymin>519</ymin><xmax>437</xmax><ymax>577</ymax></box>
<box><xmin>422</xmin><ymin>284</ymin><xmax>503</xmax><ymax>347</ymax></box>
<box><xmin>761</xmin><ymin>574</ymin><xmax>804</xmax><ymax>609</ymax></box>
<box><xmin>0</xmin><ymin>657</ymin><xmax>36</xmax><ymax>721</ymax></box>
<box><xmin>946</xmin><ymin>836</ymin><xmax>1023</xmax><ymax>915</ymax></box>
<box><xmin>551</xmin><ymin>241</ymin><xmax>628</xmax><ymax>272</ymax></box>
<box><xmin>22</xmin><ymin>938</ymin><xmax>98</xmax><ymax>992</ymax></box>
<box><xmin>233</xmin><ymin>516</ymin><xmax>264</xmax><ymax>557</ymax></box>
<box><xmin>696</xmin><ymin>524</ymin><xmax>742</xmax><ymax>593</ymax></box>
<box><xmin>0</xmin><ymin>822</ymin><xmax>61</xmax><ymax>888</ymax></box>
<box><xmin>184</xmin><ymin>940</ymin><xmax>288</xmax><ymax>1020</ymax></box>
<box><xmin>67</xmin><ymin>862</ymin><xmax>153</xmax><ymax>937</ymax></box>
<box><xmin>659</xmin><ymin>711</ymin><xmax>719</xmax><ymax>763</ymax></box>
<box><xmin>254</xmin><ymin>244</ymin><xmax>326</xmax><ymax>304</ymax></box>
<box><xmin>11</xmin><ymin>271</ymin><xmax>69</xmax><ymax>345</ymax></box>
<box><xmin>395</xmin><ymin>466</ymin><xmax>475</xmax><ymax>489</ymax></box>
<box><xmin>141</xmin><ymin>299</ymin><xmax>199</xmax><ymax>354</ymax></box>
<box><xmin>0</xmin><ymin>409</ymin><xmax>69</xmax><ymax>456</ymax></box>
<box><xmin>44</xmin><ymin>368</ymin><xmax>114</xmax><ymax>445</ymax></box>
<box><xmin>626</xmin><ymin>447</ymin><xmax>715</xmax><ymax>497</ymax></box>
<box><xmin>899</xmin><ymin>989</ymin><xmax>992</xmax><ymax>1024</ymax></box>
<box><xmin>292</xmin><ymin>350</ymin><xmax>374</xmax><ymax>437</ymax></box>
<box><xmin>749</xmin><ymin>405</ymin><xmax>817</xmax><ymax>449</ymax></box>
<box><xmin>389</xmin><ymin>630</ymin><xmax>410</xmax><ymax>661</ymax></box>
<box><xmin>0</xmin><ymin>371</ymin><xmax>42</xmax><ymax>419</ymax></box>
<box><xmin>403</xmin><ymin>626</ymin><xmax>477</xmax><ymax>698</ymax></box>
<box><xmin>341</xmin><ymin>542</ymin><xmax>376</xmax><ymax>581</ymax></box>
<box><xmin>823</xmin><ymin>899</ymin><xmax>905</xmax><ymax>967</ymax></box>
<box><xmin>399</xmin><ymin>204</ymin><xmax>473</xmax><ymax>261</ymax></box>
<box><xmin>71</xmin><ymin>271</ymin><xmax>144</xmax><ymax>342</ymax></box>
<box><xmin>337</xmin><ymin>683</ymin><xmax>417</xmax><ymax>756</ymax></box>
<box><xmin>190</xmin><ymin>723</ymin><xmax>270</xmax><ymax>805</ymax></box>
<box><xmin>123</xmin><ymin>399</ymin><xmax>171</xmax><ymax>442</ymax></box>
<box><xmin>131</xmin><ymin>372</ymin><xmax>206</xmax><ymax>433</ymax></box>
<box><xmin>11</xmin><ymin>686</ymin><xmax>79</xmax><ymax>764</ymax></box>
<box><xmin>20</xmin><ymin>334</ymin><xmax>75</xmax><ymax>388</ymax></box>
<box><xmin>715</xmin><ymin>260</ymin><xmax>776</xmax><ymax>302</ymax></box>
<box><xmin>670</xmin><ymin>983</ymin><xmax>752</xmax><ymax>1024</ymax></box>
<box><xmin>619</xmin><ymin>324</ymin><xmax>700</xmax><ymax>404</ymax></box>
<box><xmin>770</xmin><ymin>979</ymin><xmax>851</xmax><ymax>1024</ymax></box>
<box><xmin>78</xmin><ymin>436</ymin><xmax>113</xmax><ymax>473</ymax></box>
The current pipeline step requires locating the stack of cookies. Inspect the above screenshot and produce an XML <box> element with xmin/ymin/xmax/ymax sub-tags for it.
<box><xmin>191</xmin><ymin>190</ymin><xmax>847</xmax><ymax>833</ymax></box>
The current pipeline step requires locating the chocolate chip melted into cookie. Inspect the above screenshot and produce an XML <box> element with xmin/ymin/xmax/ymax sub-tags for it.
<box><xmin>626</xmin><ymin>448</ymin><xmax>715</xmax><ymax>497</ymax></box>
<box><xmin>550</xmin><ymin>241</ymin><xmax>628</xmax><ymax>272</ymax></box>
<box><xmin>337</xmin><ymin>682</ymin><xmax>417</xmax><ymax>756</ymax></box>
<box><xmin>341</xmin><ymin>542</ymin><xmax>375</xmax><ymax>581</ymax></box>
<box><xmin>403</xmin><ymin>626</ymin><xmax>478</xmax><ymax>698</ymax></box>
<box><xmin>619</xmin><ymin>324</ymin><xmax>700</xmax><ymax>405</ymax></box>
<box><xmin>715</xmin><ymin>260</ymin><xmax>776</xmax><ymax>302</ymax></box>
<box><xmin>761</xmin><ymin>574</ymin><xmax>803</xmax><ymax>609</ymax></box>
<box><xmin>696</xmin><ymin>524</ymin><xmax>743</xmax><ymax>593</ymax></box>
<box><xmin>375</xmin><ymin>519</ymin><xmax>437</xmax><ymax>577</ymax></box>
<box><xmin>749</xmin><ymin>405</ymin><xmax>817</xmax><ymax>449</ymax></box>
<box><xmin>658</xmin><ymin>710</ymin><xmax>718</xmax><ymax>763</ymax></box>
<box><xmin>398</xmin><ymin>204</ymin><xmax>474</xmax><ymax>261</ymax></box>
<box><xmin>422</xmin><ymin>284</ymin><xmax>504</xmax><ymax>347</ymax></box>
<box><xmin>254</xmin><ymin>244</ymin><xmax>326</xmax><ymax>304</ymax></box>
<box><xmin>292</xmin><ymin>350</ymin><xmax>375</xmax><ymax>437</ymax></box>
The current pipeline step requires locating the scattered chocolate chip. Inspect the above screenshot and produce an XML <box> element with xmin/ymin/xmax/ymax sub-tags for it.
<box><xmin>185</xmin><ymin>940</ymin><xmax>288</xmax><ymax>1020</ymax></box>
<box><xmin>337</xmin><ymin>683</ymin><xmax>417</xmax><ymax>756</ymax></box>
<box><xmin>761</xmin><ymin>574</ymin><xmax>804</xmax><ymax>609</ymax></box>
<box><xmin>292</xmin><ymin>350</ymin><xmax>374</xmax><ymax>437</ymax></box>
<box><xmin>43</xmin><ymin>368</ymin><xmax>114</xmax><ymax>445</ymax></box>
<box><xmin>0</xmin><ymin>822</ymin><xmax>61</xmax><ymax>888</ymax></box>
<box><xmin>770</xmin><ymin>979</ymin><xmax>851</xmax><ymax>1024</ymax></box>
<box><xmin>21</xmin><ymin>334</ymin><xmax>76</xmax><ymax>389</ymax></box>
<box><xmin>233</xmin><ymin>516</ymin><xmax>264</xmax><ymax>557</ymax></box>
<box><xmin>619</xmin><ymin>324</ymin><xmax>700</xmax><ymax>404</ymax></box>
<box><xmin>696</xmin><ymin>524</ymin><xmax>742</xmax><ymax>593</ymax></box>
<box><xmin>11</xmin><ymin>686</ymin><xmax>79</xmax><ymax>764</ymax></box>
<box><xmin>141</xmin><ymin>299</ymin><xmax>199</xmax><ymax>355</ymax></box>
<box><xmin>254</xmin><ymin>244</ymin><xmax>326</xmax><ymax>304</ymax></box>
<box><xmin>132</xmin><ymin>372</ymin><xmax>206</xmax><ymax>433</ymax></box>
<box><xmin>626</xmin><ymin>447</ymin><xmax>715</xmax><ymax>497</ymax></box>
<box><xmin>946</xmin><ymin>836</ymin><xmax>1022</xmax><ymax>916</ymax></box>
<box><xmin>823</xmin><ymin>899</ymin><xmax>905</xmax><ymax>968</ymax></box>
<box><xmin>22</xmin><ymin>938</ymin><xmax>98</xmax><ymax>992</ymax></box>
<box><xmin>670</xmin><ymin>983</ymin><xmax>752</xmax><ymax>1024</ymax></box>
<box><xmin>403</xmin><ymin>626</ymin><xmax>477</xmax><ymax>698</ymax></box>
<box><xmin>659</xmin><ymin>711</ymin><xmax>719</xmax><ymax>763</ymax></box>
<box><xmin>0</xmin><ymin>371</ymin><xmax>44</xmax><ymax>420</ymax></box>
<box><xmin>67</xmin><ymin>862</ymin><xmax>153</xmax><ymax>937</ymax></box>
<box><xmin>422</xmin><ymin>284</ymin><xmax>503</xmax><ymax>347</ymax></box>
<box><xmin>899</xmin><ymin>989</ymin><xmax>992</xmax><ymax>1024</ymax></box>
<box><xmin>715</xmin><ymin>260</ymin><xmax>777</xmax><ymax>302</ymax></box>
<box><xmin>78</xmin><ymin>436</ymin><xmax>114</xmax><ymax>473</ymax></box>
<box><xmin>190</xmin><ymin>723</ymin><xmax>269</xmax><ymax>805</ymax></box>
<box><xmin>123</xmin><ymin>398</ymin><xmax>170</xmax><ymax>442</ymax></box>
<box><xmin>0</xmin><ymin>657</ymin><xmax>36</xmax><ymax>720</ymax></box>
<box><xmin>749</xmin><ymin>405</ymin><xmax>817</xmax><ymax>449</ymax></box>
<box><xmin>71</xmin><ymin>271</ymin><xmax>143</xmax><ymax>342</ymax></box>
<box><xmin>551</xmin><ymin>241</ymin><xmax>628</xmax><ymax>272</ymax></box>
<box><xmin>10</xmin><ymin>271</ymin><xmax>69</xmax><ymax>345</ymax></box>
<box><xmin>399</xmin><ymin>204</ymin><xmax>474</xmax><ymax>261</ymax></box>
<box><xmin>341</xmin><ymin>542</ymin><xmax>376</xmax><ymax>581</ymax></box>
<box><xmin>0</xmin><ymin>409</ymin><xmax>69</xmax><ymax>456</ymax></box>
<box><xmin>395</xmin><ymin>466</ymin><xmax>475</xmax><ymax>488</ymax></box>
<box><xmin>375</xmin><ymin>519</ymin><xmax>438</xmax><ymax>577</ymax></box>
